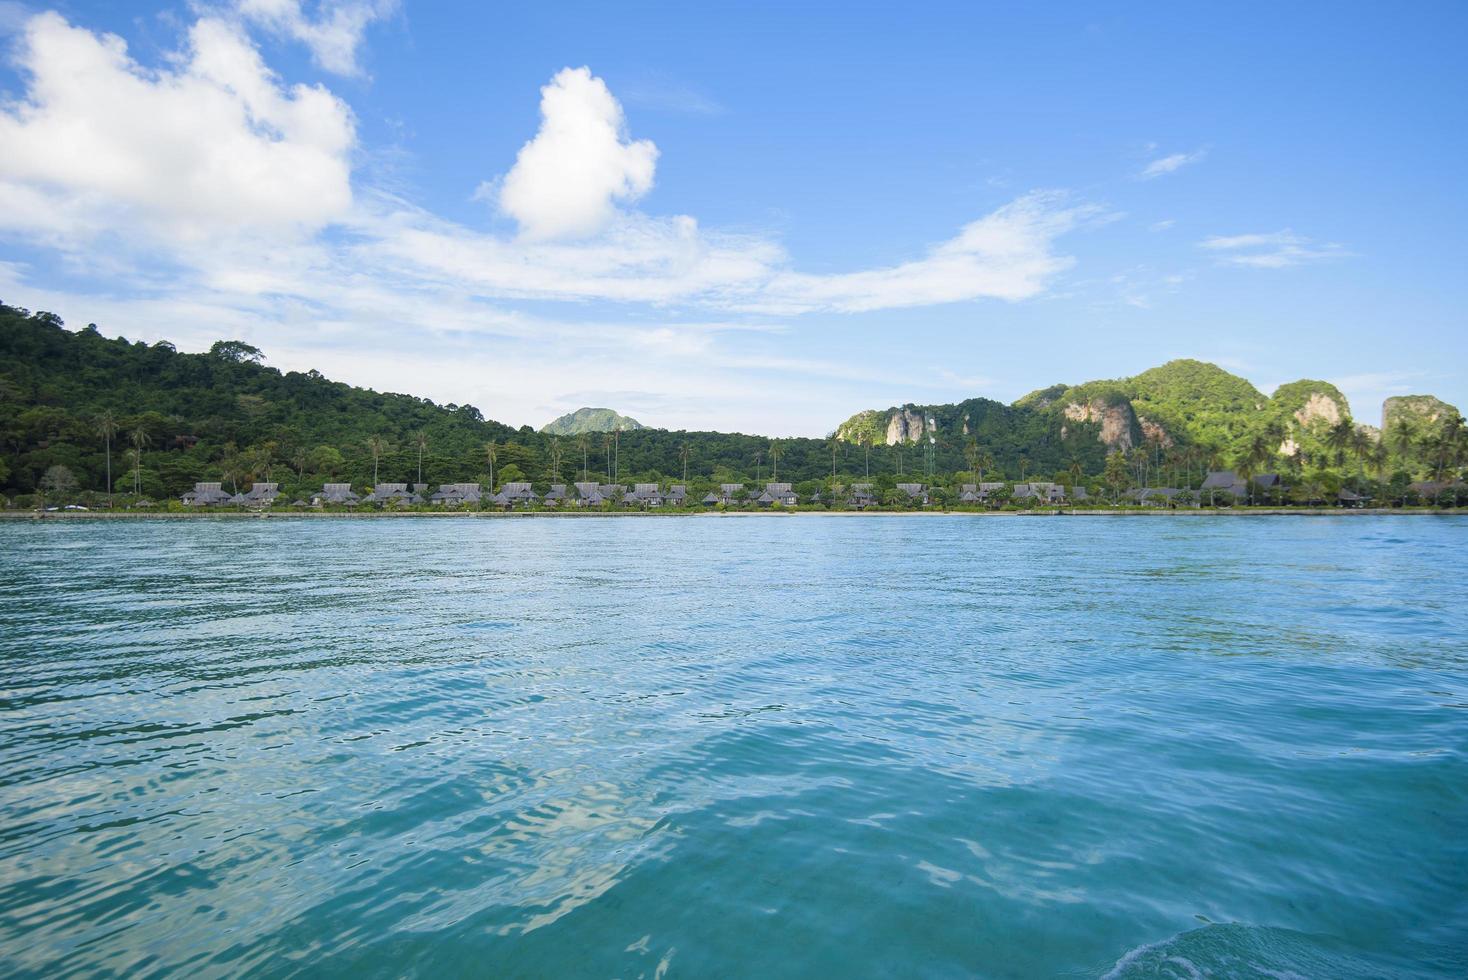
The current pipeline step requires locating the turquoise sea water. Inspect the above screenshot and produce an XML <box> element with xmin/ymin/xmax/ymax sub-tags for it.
<box><xmin>1</xmin><ymin>515</ymin><xmax>1465</xmax><ymax>978</ymax></box>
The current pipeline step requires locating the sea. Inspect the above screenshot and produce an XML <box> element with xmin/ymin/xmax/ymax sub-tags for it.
<box><xmin>1</xmin><ymin>514</ymin><xmax>1464</xmax><ymax>977</ymax></box>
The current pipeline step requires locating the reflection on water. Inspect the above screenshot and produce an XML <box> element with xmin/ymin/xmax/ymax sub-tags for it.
<box><xmin>1</xmin><ymin>515</ymin><xmax>1465</xmax><ymax>977</ymax></box>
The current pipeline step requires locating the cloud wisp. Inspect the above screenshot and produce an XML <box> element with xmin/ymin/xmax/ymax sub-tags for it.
<box><xmin>1139</xmin><ymin>148</ymin><xmax>1207</xmax><ymax>179</ymax></box>
<box><xmin>1199</xmin><ymin>230</ymin><xmax>1349</xmax><ymax>268</ymax></box>
<box><xmin>235</xmin><ymin>0</ymin><xmax>396</xmax><ymax>76</ymax></box>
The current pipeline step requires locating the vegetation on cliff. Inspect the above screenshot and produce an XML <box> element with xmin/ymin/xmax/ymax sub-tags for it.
<box><xmin>540</xmin><ymin>407</ymin><xmax>646</xmax><ymax>436</ymax></box>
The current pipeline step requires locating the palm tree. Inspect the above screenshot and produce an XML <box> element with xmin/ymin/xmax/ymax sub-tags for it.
<box><xmin>1238</xmin><ymin>431</ymin><xmax>1275</xmax><ymax>506</ymax></box>
<box><xmin>602</xmin><ymin>433</ymin><xmax>613</xmax><ymax>481</ymax></box>
<box><xmin>680</xmin><ymin>442</ymin><xmax>691</xmax><ymax>483</ymax></box>
<box><xmin>829</xmin><ymin>437</ymin><xmax>840</xmax><ymax>480</ymax></box>
<box><xmin>123</xmin><ymin>448</ymin><xmax>140</xmax><ymax>497</ymax></box>
<box><xmin>484</xmin><ymin>440</ymin><xmax>498</xmax><ymax>491</ymax></box>
<box><xmin>1068</xmin><ymin>457</ymin><xmax>1084</xmax><ymax>496</ymax></box>
<box><xmin>613</xmin><ymin>427</ymin><xmax>621</xmax><ymax>482</ymax></box>
<box><xmin>129</xmin><ymin>427</ymin><xmax>151</xmax><ymax>496</ymax></box>
<box><xmin>861</xmin><ymin>430</ymin><xmax>873</xmax><ymax>478</ymax></box>
<box><xmin>1324</xmin><ymin>417</ymin><xmax>1354</xmax><ymax>470</ymax></box>
<box><xmin>367</xmin><ymin>435</ymin><xmax>387</xmax><ymax>486</ymax></box>
<box><xmin>1019</xmin><ymin>455</ymin><xmax>1030</xmax><ymax>484</ymax></box>
<box><xmin>769</xmin><ymin>440</ymin><xmax>781</xmax><ymax>481</ymax></box>
<box><xmin>549</xmin><ymin>437</ymin><xmax>564</xmax><ymax>483</ymax></box>
<box><xmin>1388</xmin><ymin>415</ymin><xmax>1417</xmax><ymax>472</ymax></box>
<box><xmin>753</xmin><ymin>450</ymin><xmax>763</xmax><ymax>483</ymax></box>
<box><xmin>414</xmin><ymin>430</ymin><xmax>429</xmax><ymax>485</ymax></box>
<box><xmin>292</xmin><ymin>447</ymin><xmax>309</xmax><ymax>481</ymax></box>
<box><xmin>577</xmin><ymin>434</ymin><xmax>590</xmax><ymax>481</ymax></box>
<box><xmin>95</xmin><ymin>411</ymin><xmax>118</xmax><ymax>507</ymax></box>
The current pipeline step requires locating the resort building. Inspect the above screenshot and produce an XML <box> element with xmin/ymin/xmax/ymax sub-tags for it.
<box><xmin>543</xmin><ymin>484</ymin><xmax>567</xmax><ymax>506</ymax></box>
<box><xmin>313</xmin><ymin>483</ymin><xmax>360</xmax><ymax>506</ymax></box>
<box><xmin>848</xmin><ymin>483</ymin><xmax>876</xmax><ymax>509</ymax></box>
<box><xmin>896</xmin><ymin>482</ymin><xmax>929</xmax><ymax>505</ymax></box>
<box><xmin>666</xmin><ymin>485</ymin><xmax>688</xmax><ymax>506</ymax></box>
<box><xmin>573</xmin><ymin>481</ymin><xmax>606</xmax><ymax>506</ymax></box>
<box><xmin>238</xmin><ymin>482</ymin><xmax>280</xmax><ymax>506</ymax></box>
<box><xmin>430</xmin><ymin>483</ymin><xmax>482</xmax><ymax>506</ymax></box>
<box><xmin>755</xmin><ymin>482</ymin><xmax>799</xmax><ymax>506</ymax></box>
<box><xmin>363</xmin><ymin>483</ymin><xmax>418</xmax><ymax>505</ymax></box>
<box><xmin>181</xmin><ymin>482</ymin><xmax>236</xmax><ymax>506</ymax></box>
<box><xmin>492</xmin><ymin>482</ymin><xmax>540</xmax><ymax>508</ymax></box>
<box><xmin>703</xmin><ymin>483</ymin><xmax>744</xmax><ymax>506</ymax></box>
<box><xmin>1130</xmin><ymin>487</ymin><xmax>1182</xmax><ymax>506</ymax></box>
<box><xmin>624</xmin><ymin>483</ymin><xmax>665</xmax><ymax>507</ymax></box>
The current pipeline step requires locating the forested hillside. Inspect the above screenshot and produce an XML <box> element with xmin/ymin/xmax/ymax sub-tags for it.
<box><xmin>3</xmin><ymin>304</ymin><xmax>1463</xmax><ymax>505</ymax></box>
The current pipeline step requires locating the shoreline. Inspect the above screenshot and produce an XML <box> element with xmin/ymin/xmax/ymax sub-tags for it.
<box><xmin>1</xmin><ymin>507</ymin><xmax>1460</xmax><ymax>521</ymax></box>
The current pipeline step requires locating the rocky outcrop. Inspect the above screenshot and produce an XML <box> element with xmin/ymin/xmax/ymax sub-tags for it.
<box><xmin>1137</xmin><ymin>416</ymin><xmax>1174</xmax><ymax>448</ymax></box>
<box><xmin>1293</xmin><ymin>392</ymin><xmax>1343</xmax><ymax>428</ymax></box>
<box><xmin>885</xmin><ymin>407</ymin><xmax>927</xmax><ymax>445</ymax></box>
<box><xmin>1062</xmin><ymin>398</ymin><xmax>1137</xmax><ymax>452</ymax></box>
<box><xmin>1384</xmin><ymin>395</ymin><xmax>1456</xmax><ymax>431</ymax></box>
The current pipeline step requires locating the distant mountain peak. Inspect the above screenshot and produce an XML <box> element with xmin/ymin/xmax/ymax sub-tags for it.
<box><xmin>540</xmin><ymin>407</ymin><xmax>647</xmax><ymax>436</ymax></box>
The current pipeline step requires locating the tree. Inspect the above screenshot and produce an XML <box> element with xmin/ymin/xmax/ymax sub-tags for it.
<box><xmin>1325</xmin><ymin>417</ymin><xmax>1354</xmax><ymax>469</ymax></box>
<box><xmin>680</xmin><ymin>442</ymin><xmax>691</xmax><ymax>483</ymax></box>
<box><xmin>208</xmin><ymin>340</ymin><xmax>264</xmax><ymax>364</ymax></box>
<box><xmin>484</xmin><ymin>440</ymin><xmax>498</xmax><ymax>491</ymax></box>
<box><xmin>415</xmin><ymin>430</ymin><xmax>429</xmax><ymax>485</ymax></box>
<box><xmin>577</xmin><ymin>434</ymin><xmax>590</xmax><ymax>481</ymax></box>
<box><xmin>1103</xmin><ymin>449</ymin><xmax>1129</xmax><ymax>504</ymax></box>
<box><xmin>130</xmin><ymin>427</ymin><xmax>151</xmax><ymax>496</ymax></box>
<box><xmin>1388</xmin><ymin>415</ymin><xmax>1418</xmax><ymax>473</ymax></box>
<box><xmin>366</xmin><ymin>435</ymin><xmax>388</xmax><ymax>486</ymax></box>
<box><xmin>40</xmin><ymin>464</ymin><xmax>77</xmax><ymax>502</ymax></box>
<box><xmin>769</xmin><ymin>439</ymin><xmax>781</xmax><ymax>480</ymax></box>
<box><xmin>95</xmin><ymin>411</ymin><xmax>118</xmax><ymax>506</ymax></box>
<box><xmin>549</xmin><ymin>437</ymin><xmax>564</xmax><ymax>483</ymax></box>
<box><xmin>602</xmin><ymin>433</ymin><xmax>613</xmax><ymax>481</ymax></box>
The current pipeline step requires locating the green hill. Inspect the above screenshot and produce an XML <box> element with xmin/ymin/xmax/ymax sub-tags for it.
<box><xmin>540</xmin><ymin>407</ymin><xmax>646</xmax><ymax>436</ymax></box>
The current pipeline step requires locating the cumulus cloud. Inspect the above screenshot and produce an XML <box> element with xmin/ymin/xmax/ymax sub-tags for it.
<box><xmin>0</xmin><ymin>12</ymin><xmax>354</xmax><ymax>243</ymax></box>
<box><xmin>235</xmin><ymin>0</ymin><xmax>395</xmax><ymax>76</ymax></box>
<box><xmin>1139</xmin><ymin>148</ymin><xmax>1206</xmax><ymax>179</ymax></box>
<box><xmin>494</xmin><ymin>67</ymin><xmax>659</xmax><ymax>241</ymax></box>
<box><xmin>1199</xmin><ymin>230</ymin><xmax>1348</xmax><ymax>268</ymax></box>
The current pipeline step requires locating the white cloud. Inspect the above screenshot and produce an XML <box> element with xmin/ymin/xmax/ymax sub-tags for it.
<box><xmin>0</xmin><ymin>12</ymin><xmax>354</xmax><ymax>243</ymax></box>
<box><xmin>1199</xmin><ymin>229</ymin><xmax>1348</xmax><ymax>268</ymax></box>
<box><xmin>0</xmin><ymin>15</ymin><xmax>1102</xmax><ymax>432</ymax></box>
<box><xmin>1139</xmin><ymin>148</ymin><xmax>1206</xmax><ymax>179</ymax></box>
<box><xmin>748</xmin><ymin>193</ymin><xmax>1099</xmax><ymax>314</ymax></box>
<box><xmin>494</xmin><ymin>67</ymin><xmax>659</xmax><ymax>241</ymax></box>
<box><xmin>235</xmin><ymin>0</ymin><xmax>395</xmax><ymax>76</ymax></box>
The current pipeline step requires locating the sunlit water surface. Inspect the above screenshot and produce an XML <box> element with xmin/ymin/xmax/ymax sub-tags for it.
<box><xmin>1</xmin><ymin>515</ymin><xmax>1465</xmax><ymax>978</ymax></box>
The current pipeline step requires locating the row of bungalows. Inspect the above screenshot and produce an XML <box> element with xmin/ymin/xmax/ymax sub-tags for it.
<box><xmin>182</xmin><ymin>482</ymin><xmax>282</xmax><ymax>507</ymax></box>
<box><xmin>955</xmin><ymin>482</ymin><xmax>1088</xmax><ymax>504</ymax></box>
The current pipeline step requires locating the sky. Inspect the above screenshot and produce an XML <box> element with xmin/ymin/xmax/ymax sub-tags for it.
<box><xmin>0</xmin><ymin>1</ymin><xmax>1464</xmax><ymax>435</ymax></box>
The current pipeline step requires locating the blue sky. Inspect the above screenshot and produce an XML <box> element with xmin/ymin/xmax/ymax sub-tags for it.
<box><xmin>1</xmin><ymin>1</ymin><xmax>1463</xmax><ymax>434</ymax></box>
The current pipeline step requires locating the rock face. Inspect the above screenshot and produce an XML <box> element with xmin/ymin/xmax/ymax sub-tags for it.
<box><xmin>1137</xmin><ymin>417</ymin><xmax>1174</xmax><ymax>448</ymax></box>
<box><xmin>884</xmin><ymin>408</ymin><xmax>927</xmax><ymax>445</ymax></box>
<box><xmin>1293</xmin><ymin>392</ymin><xmax>1344</xmax><ymax>427</ymax></box>
<box><xmin>1062</xmin><ymin>399</ymin><xmax>1137</xmax><ymax>452</ymax></box>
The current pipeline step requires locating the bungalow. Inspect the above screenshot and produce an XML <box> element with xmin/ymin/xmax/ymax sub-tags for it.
<box><xmin>313</xmin><ymin>483</ymin><xmax>360</xmax><ymax>506</ymax></box>
<box><xmin>1410</xmin><ymin>479</ymin><xmax>1465</xmax><ymax>502</ymax></box>
<box><xmin>959</xmin><ymin>483</ymin><xmax>981</xmax><ymax>504</ymax></box>
<box><xmin>624</xmin><ymin>483</ymin><xmax>665</xmax><ymax>507</ymax></box>
<box><xmin>1201</xmin><ymin>470</ymin><xmax>1248</xmax><ymax>501</ymax></box>
<box><xmin>364</xmin><ymin>483</ymin><xmax>418</xmax><ymax>505</ymax></box>
<box><xmin>1012</xmin><ymin>482</ymin><xmax>1062</xmax><ymax>502</ymax></box>
<box><xmin>848</xmin><ymin>483</ymin><xmax>876</xmax><ymax>509</ymax></box>
<box><xmin>1130</xmin><ymin>487</ymin><xmax>1182</xmax><ymax>506</ymax></box>
<box><xmin>895</xmin><ymin>482</ymin><xmax>929</xmax><ymax>505</ymax></box>
<box><xmin>492</xmin><ymin>482</ymin><xmax>540</xmax><ymax>508</ymax></box>
<box><xmin>1337</xmin><ymin>488</ymin><xmax>1366</xmax><ymax>508</ymax></box>
<box><xmin>703</xmin><ymin>483</ymin><xmax>743</xmax><ymax>506</ymax></box>
<box><xmin>543</xmin><ymin>484</ymin><xmax>567</xmax><ymax>507</ymax></box>
<box><xmin>238</xmin><ymin>482</ymin><xmax>280</xmax><ymax>507</ymax></box>
<box><xmin>666</xmin><ymin>485</ymin><xmax>688</xmax><ymax>506</ymax></box>
<box><xmin>431</xmin><ymin>483</ymin><xmax>482</xmax><ymax>506</ymax></box>
<box><xmin>755</xmin><ymin>482</ymin><xmax>799</xmax><ymax>506</ymax></box>
<box><xmin>181</xmin><ymin>481</ymin><xmax>235</xmax><ymax>506</ymax></box>
<box><xmin>573</xmin><ymin>481</ymin><xmax>606</xmax><ymax>506</ymax></box>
